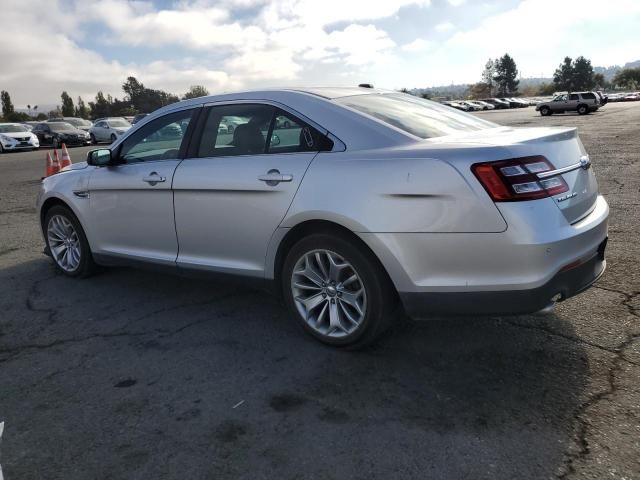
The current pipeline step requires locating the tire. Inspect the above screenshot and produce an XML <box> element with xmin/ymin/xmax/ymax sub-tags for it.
<box><xmin>52</xmin><ymin>138</ymin><xmax>60</xmax><ymax>149</ymax></box>
<box><xmin>282</xmin><ymin>233</ymin><xmax>398</xmax><ymax>349</ymax></box>
<box><xmin>90</xmin><ymin>133</ymin><xmax>97</xmax><ymax>144</ymax></box>
<box><xmin>110</xmin><ymin>133</ymin><xmax>117</xmax><ymax>143</ymax></box>
<box><xmin>0</xmin><ymin>143</ymin><xmax>4</xmax><ymax>153</ymax></box>
<box><xmin>577</xmin><ymin>104</ymin><xmax>588</xmax><ymax>115</ymax></box>
<box><xmin>540</xmin><ymin>106</ymin><xmax>551</xmax><ymax>116</ymax></box>
<box><xmin>44</xmin><ymin>205</ymin><xmax>96</xmax><ymax>277</ymax></box>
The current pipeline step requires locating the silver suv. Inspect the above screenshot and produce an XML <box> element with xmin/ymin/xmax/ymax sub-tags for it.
<box><xmin>536</xmin><ymin>92</ymin><xmax>600</xmax><ymax>116</ymax></box>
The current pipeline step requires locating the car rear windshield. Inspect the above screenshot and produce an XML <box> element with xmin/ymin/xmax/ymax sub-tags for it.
<box><xmin>49</xmin><ymin>123</ymin><xmax>76</xmax><ymax>131</ymax></box>
<box><xmin>335</xmin><ymin>93</ymin><xmax>496</xmax><ymax>139</ymax></box>
<box><xmin>0</xmin><ymin>124</ymin><xmax>28</xmax><ymax>133</ymax></box>
<box><xmin>108</xmin><ymin>119</ymin><xmax>130</xmax><ymax>127</ymax></box>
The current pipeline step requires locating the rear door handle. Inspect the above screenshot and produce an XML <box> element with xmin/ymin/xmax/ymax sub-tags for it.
<box><xmin>258</xmin><ymin>169</ymin><xmax>293</xmax><ymax>186</ymax></box>
<box><xmin>142</xmin><ymin>172</ymin><xmax>166</xmax><ymax>185</ymax></box>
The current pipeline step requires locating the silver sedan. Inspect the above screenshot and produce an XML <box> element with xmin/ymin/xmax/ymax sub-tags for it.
<box><xmin>37</xmin><ymin>87</ymin><xmax>608</xmax><ymax>348</ymax></box>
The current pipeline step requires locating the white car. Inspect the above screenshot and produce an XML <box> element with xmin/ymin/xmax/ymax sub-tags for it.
<box><xmin>89</xmin><ymin>118</ymin><xmax>132</xmax><ymax>144</ymax></box>
<box><xmin>0</xmin><ymin>123</ymin><xmax>40</xmax><ymax>152</ymax></box>
<box><xmin>469</xmin><ymin>100</ymin><xmax>495</xmax><ymax>110</ymax></box>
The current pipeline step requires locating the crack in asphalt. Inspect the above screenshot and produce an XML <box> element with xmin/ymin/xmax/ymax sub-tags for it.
<box><xmin>556</xmin><ymin>287</ymin><xmax>640</xmax><ymax>479</ymax></box>
<box><xmin>0</xmin><ymin>285</ymin><xmax>248</xmax><ymax>365</ymax></box>
<box><xmin>0</xmin><ymin>247</ymin><xmax>20</xmax><ymax>257</ymax></box>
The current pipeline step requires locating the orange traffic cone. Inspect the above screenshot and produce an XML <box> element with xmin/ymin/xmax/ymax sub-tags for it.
<box><xmin>60</xmin><ymin>143</ymin><xmax>72</xmax><ymax>168</ymax></box>
<box><xmin>45</xmin><ymin>151</ymin><xmax>60</xmax><ymax>177</ymax></box>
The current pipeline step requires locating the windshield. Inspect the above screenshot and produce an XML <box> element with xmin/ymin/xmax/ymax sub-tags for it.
<box><xmin>59</xmin><ymin>118</ymin><xmax>91</xmax><ymax>127</ymax></box>
<box><xmin>108</xmin><ymin>119</ymin><xmax>130</xmax><ymax>128</ymax></box>
<box><xmin>49</xmin><ymin>122</ymin><xmax>76</xmax><ymax>132</ymax></box>
<box><xmin>335</xmin><ymin>93</ymin><xmax>496</xmax><ymax>139</ymax></box>
<box><xmin>0</xmin><ymin>124</ymin><xmax>28</xmax><ymax>133</ymax></box>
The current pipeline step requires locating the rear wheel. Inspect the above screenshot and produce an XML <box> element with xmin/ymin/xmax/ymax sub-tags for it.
<box><xmin>52</xmin><ymin>138</ymin><xmax>60</xmax><ymax>149</ymax></box>
<box><xmin>282</xmin><ymin>233</ymin><xmax>397</xmax><ymax>348</ymax></box>
<box><xmin>44</xmin><ymin>205</ymin><xmax>95</xmax><ymax>277</ymax></box>
<box><xmin>577</xmin><ymin>104</ymin><xmax>588</xmax><ymax>115</ymax></box>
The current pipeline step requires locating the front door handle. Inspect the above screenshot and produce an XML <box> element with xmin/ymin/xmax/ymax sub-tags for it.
<box><xmin>142</xmin><ymin>172</ymin><xmax>166</xmax><ymax>186</ymax></box>
<box><xmin>258</xmin><ymin>169</ymin><xmax>293</xmax><ymax>186</ymax></box>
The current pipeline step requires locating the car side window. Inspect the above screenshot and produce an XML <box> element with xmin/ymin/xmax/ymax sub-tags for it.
<box><xmin>268</xmin><ymin>109</ymin><xmax>333</xmax><ymax>154</ymax></box>
<box><xmin>196</xmin><ymin>104</ymin><xmax>274</xmax><ymax>157</ymax></box>
<box><xmin>569</xmin><ymin>94</ymin><xmax>579</xmax><ymax>101</ymax></box>
<box><xmin>118</xmin><ymin>109</ymin><xmax>195</xmax><ymax>164</ymax></box>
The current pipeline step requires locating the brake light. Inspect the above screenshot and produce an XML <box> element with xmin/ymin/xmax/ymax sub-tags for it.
<box><xmin>472</xmin><ymin>156</ymin><xmax>569</xmax><ymax>201</ymax></box>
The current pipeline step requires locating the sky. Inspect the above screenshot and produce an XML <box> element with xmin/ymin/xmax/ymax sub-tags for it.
<box><xmin>1</xmin><ymin>0</ymin><xmax>639</xmax><ymax>108</ymax></box>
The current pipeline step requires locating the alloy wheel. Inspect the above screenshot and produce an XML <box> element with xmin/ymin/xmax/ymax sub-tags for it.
<box><xmin>291</xmin><ymin>249</ymin><xmax>367</xmax><ymax>338</ymax></box>
<box><xmin>47</xmin><ymin>214</ymin><xmax>82</xmax><ymax>272</ymax></box>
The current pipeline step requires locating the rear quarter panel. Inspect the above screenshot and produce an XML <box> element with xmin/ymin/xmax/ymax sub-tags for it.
<box><xmin>282</xmin><ymin>150</ymin><xmax>507</xmax><ymax>233</ymax></box>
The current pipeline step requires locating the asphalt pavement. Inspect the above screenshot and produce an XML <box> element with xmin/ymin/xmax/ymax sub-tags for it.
<box><xmin>0</xmin><ymin>103</ymin><xmax>638</xmax><ymax>479</ymax></box>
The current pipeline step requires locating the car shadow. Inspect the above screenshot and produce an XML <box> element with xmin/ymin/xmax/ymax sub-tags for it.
<box><xmin>0</xmin><ymin>259</ymin><xmax>587</xmax><ymax>480</ymax></box>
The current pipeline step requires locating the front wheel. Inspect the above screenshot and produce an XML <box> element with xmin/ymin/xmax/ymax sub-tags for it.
<box><xmin>282</xmin><ymin>233</ymin><xmax>397</xmax><ymax>348</ymax></box>
<box><xmin>44</xmin><ymin>205</ymin><xmax>95</xmax><ymax>277</ymax></box>
<box><xmin>540</xmin><ymin>106</ymin><xmax>551</xmax><ymax>116</ymax></box>
<box><xmin>52</xmin><ymin>138</ymin><xmax>60</xmax><ymax>148</ymax></box>
<box><xmin>110</xmin><ymin>133</ymin><xmax>117</xmax><ymax>143</ymax></box>
<box><xmin>90</xmin><ymin>133</ymin><xmax>97</xmax><ymax>144</ymax></box>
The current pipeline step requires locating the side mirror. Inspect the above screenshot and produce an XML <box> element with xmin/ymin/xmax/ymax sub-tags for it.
<box><xmin>87</xmin><ymin>148</ymin><xmax>112</xmax><ymax>166</ymax></box>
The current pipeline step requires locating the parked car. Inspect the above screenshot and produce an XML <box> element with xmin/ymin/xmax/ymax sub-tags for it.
<box><xmin>622</xmin><ymin>93</ymin><xmax>640</xmax><ymax>101</ymax></box>
<box><xmin>499</xmin><ymin>98</ymin><xmax>526</xmax><ymax>108</ymax></box>
<box><xmin>442</xmin><ymin>101</ymin><xmax>471</xmax><ymax>112</ymax></box>
<box><xmin>131</xmin><ymin>113</ymin><xmax>149</xmax><ymax>125</ymax></box>
<box><xmin>0</xmin><ymin>122</ymin><xmax>40</xmax><ymax>152</ymax></box>
<box><xmin>37</xmin><ymin>87</ymin><xmax>608</xmax><ymax>348</ymax></box>
<box><xmin>48</xmin><ymin>117</ymin><xmax>93</xmax><ymax>132</ymax></box>
<box><xmin>32</xmin><ymin>122</ymin><xmax>90</xmax><ymax>148</ymax></box>
<box><xmin>536</xmin><ymin>92</ymin><xmax>601</xmax><ymax>116</ymax></box>
<box><xmin>459</xmin><ymin>101</ymin><xmax>483</xmax><ymax>111</ymax></box>
<box><xmin>481</xmin><ymin>98</ymin><xmax>510</xmax><ymax>109</ymax></box>
<box><xmin>467</xmin><ymin>100</ymin><xmax>495</xmax><ymax>111</ymax></box>
<box><xmin>89</xmin><ymin>118</ymin><xmax>132</xmax><ymax>144</ymax></box>
<box><xmin>219</xmin><ymin>115</ymin><xmax>246</xmax><ymax>133</ymax></box>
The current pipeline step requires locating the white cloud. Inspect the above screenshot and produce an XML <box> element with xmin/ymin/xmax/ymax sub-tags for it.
<box><xmin>435</xmin><ymin>22</ymin><xmax>454</xmax><ymax>32</ymax></box>
<box><xmin>401</xmin><ymin>38</ymin><xmax>432</xmax><ymax>52</ymax></box>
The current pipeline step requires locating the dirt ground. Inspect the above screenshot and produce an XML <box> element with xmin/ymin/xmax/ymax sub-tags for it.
<box><xmin>0</xmin><ymin>101</ymin><xmax>638</xmax><ymax>479</ymax></box>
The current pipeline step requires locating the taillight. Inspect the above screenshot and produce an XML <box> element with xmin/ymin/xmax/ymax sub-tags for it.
<box><xmin>472</xmin><ymin>155</ymin><xmax>569</xmax><ymax>202</ymax></box>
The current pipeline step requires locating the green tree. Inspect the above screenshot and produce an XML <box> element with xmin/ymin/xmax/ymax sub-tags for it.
<box><xmin>481</xmin><ymin>58</ymin><xmax>495</xmax><ymax>95</ymax></box>
<box><xmin>553</xmin><ymin>56</ymin><xmax>574</xmax><ymax>92</ymax></box>
<box><xmin>613</xmin><ymin>68</ymin><xmax>640</xmax><ymax>89</ymax></box>
<box><xmin>61</xmin><ymin>91</ymin><xmax>75</xmax><ymax>117</ymax></box>
<box><xmin>35</xmin><ymin>112</ymin><xmax>47</xmax><ymax>121</ymax></box>
<box><xmin>183</xmin><ymin>85</ymin><xmax>210</xmax><ymax>99</ymax></box>
<box><xmin>572</xmin><ymin>56</ymin><xmax>595</xmax><ymax>90</ymax></box>
<box><xmin>88</xmin><ymin>91</ymin><xmax>112</xmax><ymax>119</ymax></box>
<box><xmin>469</xmin><ymin>82</ymin><xmax>491</xmax><ymax>99</ymax></box>
<box><xmin>122</xmin><ymin>76</ymin><xmax>178</xmax><ymax>113</ymax></box>
<box><xmin>75</xmin><ymin>96</ymin><xmax>89</xmax><ymax>119</ymax></box>
<box><xmin>493</xmin><ymin>53</ymin><xmax>519</xmax><ymax>96</ymax></box>
<box><xmin>537</xmin><ymin>83</ymin><xmax>556</xmax><ymax>96</ymax></box>
<box><xmin>593</xmin><ymin>73</ymin><xmax>607</xmax><ymax>90</ymax></box>
<box><xmin>1</xmin><ymin>90</ymin><xmax>15</xmax><ymax>118</ymax></box>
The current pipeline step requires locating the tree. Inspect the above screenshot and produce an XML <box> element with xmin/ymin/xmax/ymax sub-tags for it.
<box><xmin>88</xmin><ymin>91</ymin><xmax>112</xmax><ymax>119</ymax></box>
<box><xmin>75</xmin><ymin>96</ymin><xmax>89</xmax><ymax>119</ymax></box>
<box><xmin>553</xmin><ymin>56</ymin><xmax>575</xmax><ymax>92</ymax></box>
<box><xmin>469</xmin><ymin>82</ymin><xmax>491</xmax><ymax>99</ymax></box>
<box><xmin>183</xmin><ymin>85</ymin><xmax>209</xmax><ymax>99</ymax></box>
<box><xmin>593</xmin><ymin>73</ymin><xmax>607</xmax><ymax>90</ymax></box>
<box><xmin>481</xmin><ymin>59</ymin><xmax>495</xmax><ymax>95</ymax></box>
<box><xmin>573</xmin><ymin>56</ymin><xmax>595</xmax><ymax>90</ymax></box>
<box><xmin>35</xmin><ymin>113</ymin><xmax>47</xmax><ymax>121</ymax></box>
<box><xmin>537</xmin><ymin>83</ymin><xmax>556</xmax><ymax>96</ymax></box>
<box><xmin>61</xmin><ymin>91</ymin><xmax>75</xmax><ymax>117</ymax></box>
<box><xmin>493</xmin><ymin>54</ymin><xmax>519</xmax><ymax>96</ymax></box>
<box><xmin>1</xmin><ymin>90</ymin><xmax>15</xmax><ymax>118</ymax></box>
<box><xmin>122</xmin><ymin>76</ymin><xmax>179</xmax><ymax>113</ymax></box>
<box><xmin>613</xmin><ymin>68</ymin><xmax>640</xmax><ymax>89</ymax></box>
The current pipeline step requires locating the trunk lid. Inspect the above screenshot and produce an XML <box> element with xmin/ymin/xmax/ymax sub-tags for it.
<box><xmin>424</xmin><ymin>127</ymin><xmax>599</xmax><ymax>224</ymax></box>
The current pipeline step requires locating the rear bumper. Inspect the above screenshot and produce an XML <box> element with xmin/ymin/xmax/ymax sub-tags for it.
<box><xmin>400</xmin><ymin>246</ymin><xmax>606</xmax><ymax>317</ymax></box>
